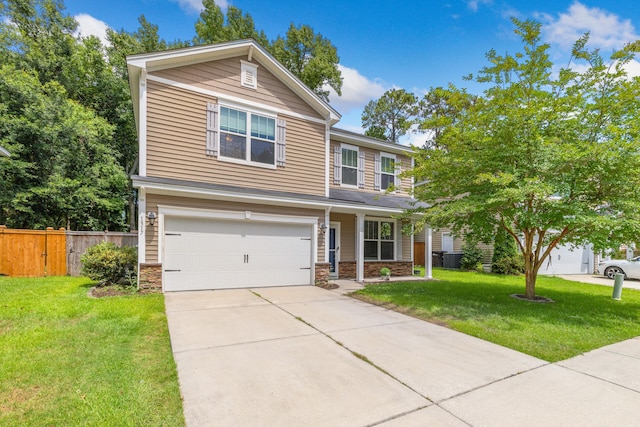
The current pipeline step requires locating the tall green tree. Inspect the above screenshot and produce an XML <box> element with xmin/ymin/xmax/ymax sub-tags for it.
<box><xmin>270</xmin><ymin>23</ymin><xmax>342</xmax><ymax>102</ymax></box>
<box><xmin>0</xmin><ymin>0</ymin><xmax>130</xmax><ymax>230</ymax></box>
<box><xmin>0</xmin><ymin>0</ymin><xmax>78</xmax><ymax>88</ymax></box>
<box><xmin>361</xmin><ymin>88</ymin><xmax>417</xmax><ymax>143</ymax></box>
<box><xmin>194</xmin><ymin>0</ymin><xmax>268</xmax><ymax>47</ymax></box>
<box><xmin>409</xmin><ymin>19</ymin><xmax>640</xmax><ymax>299</ymax></box>
<box><xmin>0</xmin><ymin>65</ymin><xmax>128</xmax><ymax>229</ymax></box>
<box><xmin>416</xmin><ymin>85</ymin><xmax>476</xmax><ymax>149</ymax></box>
<box><xmin>194</xmin><ymin>1</ymin><xmax>341</xmax><ymax>102</ymax></box>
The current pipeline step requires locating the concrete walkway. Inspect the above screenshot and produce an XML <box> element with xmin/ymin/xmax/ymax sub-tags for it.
<box><xmin>165</xmin><ymin>284</ymin><xmax>640</xmax><ymax>426</ymax></box>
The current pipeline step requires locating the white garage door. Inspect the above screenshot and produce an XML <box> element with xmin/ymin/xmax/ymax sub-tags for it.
<box><xmin>538</xmin><ymin>244</ymin><xmax>594</xmax><ymax>275</ymax></box>
<box><xmin>163</xmin><ymin>216</ymin><xmax>313</xmax><ymax>291</ymax></box>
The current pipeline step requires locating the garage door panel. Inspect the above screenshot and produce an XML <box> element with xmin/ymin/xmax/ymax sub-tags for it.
<box><xmin>163</xmin><ymin>216</ymin><xmax>313</xmax><ymax>291</ymax></box>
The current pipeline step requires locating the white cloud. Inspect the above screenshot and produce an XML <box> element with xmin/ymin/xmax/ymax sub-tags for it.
<box><xmin>467</xmin><ymin>0</ymin><xmax>492</xmax><ymax>12</ymax></box>
<box><xmin>622</xmin><ymin>59</ymin><xmax>640</xmax><ymax>78</ymax></box>
<box><xmin>171</xmin><ymin>0</ymin><xmax>228</xmax><ymax>13</ymax></box>
<box><xmin>74</xmin><ymin>14</ymin><xmax>110</xmax><ymax>46</ymax></box>
<box><xmin>542</xmin><ymin>2</ymin><xmax>638</xmax><ymax>50</ymax></box>
<box><xmin>327</xmin><ymin>64</ymin><xmax>386</xmax><ymax>114</ymax></box>
<box><xmin>400</xmin><ymin>124</ymin><xmax>429</xmax><ymax>148</ymax></box>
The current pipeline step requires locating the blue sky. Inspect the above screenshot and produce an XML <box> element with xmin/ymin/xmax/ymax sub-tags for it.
<box><xmin>63</xmin><ymin>0</ymin><xmax>640</xmax><ymax>144</ymax></box>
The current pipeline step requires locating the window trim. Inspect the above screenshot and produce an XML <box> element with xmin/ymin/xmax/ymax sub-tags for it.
<box><xmin>380</xmin><ymin>152</ymin><xmax>396</xmax><ymax>192</ymax></box>
<box><xmin>218</xmin><ymin>103</ymin><xmax>277</xmax><ymax>169</ymax></box>
<box><xmin>340</xmin><ymin>143</ymin><xmax>359</xmax><ymax>188</ymax></box>
<box><xmin>364</xmin><ymin>218</ymin><xmax>397</xmax><ymax>261</ymax></box>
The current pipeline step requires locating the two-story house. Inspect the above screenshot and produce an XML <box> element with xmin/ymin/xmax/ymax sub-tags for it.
<box><xmin>127</xmin><ymin>40</ymin><xmax>433</xmax><ymax>292</ymax></box>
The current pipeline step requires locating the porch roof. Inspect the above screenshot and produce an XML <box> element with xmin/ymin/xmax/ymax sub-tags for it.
<box><xmin>328</xmin><ymin>188</ymin><xmax>425</xmax><ymax>210</ymax></box>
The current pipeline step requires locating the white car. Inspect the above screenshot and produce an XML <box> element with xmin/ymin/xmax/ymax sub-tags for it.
<box><xmin>597</xmin><ymin>256</ymin><xmax>640</xmax><ymax>279</ymax></box>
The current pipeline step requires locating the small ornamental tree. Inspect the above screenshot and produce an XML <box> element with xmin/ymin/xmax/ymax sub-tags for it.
<box><xmin>492</xmin><ymin>227</ymin><xmax>524</xmax><ymax>275</ymax></box>
<box><xmin>460</xmin><ymin>240</ymin><xmax>484</xmax><ymax>271</ymax></box>
<box><xmin>409</xmin><ymin>19</ymin><xmax>640</xmax><ymax>299</ymax></box>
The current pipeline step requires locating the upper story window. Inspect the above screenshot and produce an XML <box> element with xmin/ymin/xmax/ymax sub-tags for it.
<box><xmin>205</xmin><ymin>103</ymin><xmax>286</xmax><ymax>167</ymax></box>
<box><xmin>381</xmin><ymin>155</ymin><xmax>395</xmax><ymax>190</ymax></box>
<box><xmin>342</xmin><ymin>146</ymin><xmax>358</xmax><ymax>186</ymax></box>
<box><xmin>375</xmin><ymin>152</ymin><xmax>400</xmax><ymax>192</ymax></box>
<box><xmin>220</xmin><ymin>106</ymin><xmax>275</xmax><ymax>166</ymax></box>
<box><xmin>333</xmin><ymin>143</ymin><xmax>365</xmax><ymax>188</ymax></box>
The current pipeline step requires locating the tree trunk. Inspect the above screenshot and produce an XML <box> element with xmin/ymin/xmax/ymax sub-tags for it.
<box><xmin>525</xmin><ymin>267</ymin><xmax>537</xmax><ymax>299</ymax></box>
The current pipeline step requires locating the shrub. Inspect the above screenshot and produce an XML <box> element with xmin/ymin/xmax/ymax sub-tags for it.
<box><xmin>80</xmin><ymin>242</ymin><xmax>137</xmax><ymax>286</ymax></box>
<box><xmin>492</xmin><ymin>255</ymin><xmax>524</xmax><ymax>275</ymax></box>
<box><xmin>460</xmin><ymin>241</ymin><xmax>484</xmax><ymax>271</ymax></box>
<box><xmin>492</xmin><ymin>227</ymin><xmax>524</xmax><ymax>275</ymax></box>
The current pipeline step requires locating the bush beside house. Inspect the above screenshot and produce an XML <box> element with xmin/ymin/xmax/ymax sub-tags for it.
<box><xmin>80</xmin><ymin>242</ymin><xmax>137</xmax><ymax>286</ymax></box>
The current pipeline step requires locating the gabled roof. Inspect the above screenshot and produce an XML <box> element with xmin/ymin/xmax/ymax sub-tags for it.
<box><xmin>126</xmin><ymin>39</ymin><xmax>341</xmax><ymax>129</ymax></box>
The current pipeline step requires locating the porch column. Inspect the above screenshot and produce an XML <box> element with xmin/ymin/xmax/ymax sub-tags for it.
<box><xmin>424</xmin><ymin>226</ymin><xmax>433</xmax><ymax>279</ymax></box>
<box><xmin>356</xmin><ymin>213</ymin><xmax>365</xmax><ymax>282</ymax></box>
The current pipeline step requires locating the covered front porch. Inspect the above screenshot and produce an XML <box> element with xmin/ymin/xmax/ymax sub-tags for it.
<box><xmin>320</xmin><ymin>208</ymin><xmax>433</xmax><ymax>283</ymax></box>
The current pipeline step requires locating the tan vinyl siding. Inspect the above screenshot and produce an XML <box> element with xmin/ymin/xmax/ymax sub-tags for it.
<box><xmin>402</xmin><ymin>224</ymin><xmax>411</xmax><ymax>261</ymax></box>
<box><xmin>152</xmin><ymin>58</ymin><xmax>322</xmax><ymax>119</ymax></box>
<box><xmin>331</xmin><ymin>213</ymin><xmax>356</xmax><ymax>262</ymax></box>
<box><xmin>330</xmin><ymin>142</ymin><xmax>413</xmax><ymax>194</ymax></box>
<box><xmin>146</xmin><ymin>80</ymin><xmax>326</xmax><ymax>196</ymax></box>
<box><xmin>145</xmin><ymin>193</ymin><xmax>325</xmax><ymax>264</ymax></box>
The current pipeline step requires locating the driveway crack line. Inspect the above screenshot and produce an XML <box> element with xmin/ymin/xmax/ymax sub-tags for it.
<box><xmin>555</xmin><ymin>363</ymin><xmax>640</xmax><ymax>395</ymax></box>
<box><xmin>171</xmin><ymin>331</ymin><xmax>322</xmax><ymax>355</ymax></box>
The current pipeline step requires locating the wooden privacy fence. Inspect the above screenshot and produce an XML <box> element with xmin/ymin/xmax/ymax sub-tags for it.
<box><xmin>0</xmin><ymin>226</ymin><xmax>66</xmax><ymax>277</ymax></box>
<box><xmin>0</xmin><ymin>226</ymin><xmax>137</xmax><ymax>277</ymax></box>
<box><xmin>66</xmin><ymin>231</ymin><xmax>137</xmax><ymax>276</ymax></box>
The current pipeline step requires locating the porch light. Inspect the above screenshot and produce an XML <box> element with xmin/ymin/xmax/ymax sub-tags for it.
<box><xmin>147</xmin><ymin>211</ymin><xmax>157</xmax><ymax>226</ymax></box>
<box><xmin>319</xmin><ymin>223</ymin><xmax>328</xmax><ymax>234</ymax></box>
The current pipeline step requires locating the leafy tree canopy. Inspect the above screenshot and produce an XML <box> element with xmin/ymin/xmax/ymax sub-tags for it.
<box><xmin>361</xmin><ymin>88</ymin><xmax>417</xmax><ymax>143</ymax></box>
<box><xmin>409</xmin><ymin>18</ymin><xmax>640</xmax><ymax>299</ymax></box>
<box><xmin>194</xmin><ymin>0</ymin><xmax>342</xmax><ymax>102</ymax></box>
<box><xmin>0</xmin><ymin>65</ymin><xmax>128</xmax><ymax>230</ymax></box>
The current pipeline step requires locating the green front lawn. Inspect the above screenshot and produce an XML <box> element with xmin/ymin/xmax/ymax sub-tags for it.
<box><xmin>0</xmin><ymin>276</ymin><xmax>184</xmax><ymax>426</ymax></box>
<box><xmin>354</xmin><ymin>269</ymin><xmax>640</xmax><ymax>362</ymax></box>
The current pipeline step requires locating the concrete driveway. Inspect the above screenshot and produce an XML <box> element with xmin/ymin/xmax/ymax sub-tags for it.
<box><xmin>165</xmin><ymin>285</ymin><xmax>640</xmax><ymax>426</ymax></box>
<box><xmin>560</xmin><ymin>273</ymin><xmax>640</xmax><ymax>290</ymax></box>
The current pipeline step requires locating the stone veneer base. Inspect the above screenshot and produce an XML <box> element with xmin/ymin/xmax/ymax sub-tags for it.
<box><xmin>337</xmin><ymin>261</ymin><xmax>413</xmax><ymax>280</ymax></box>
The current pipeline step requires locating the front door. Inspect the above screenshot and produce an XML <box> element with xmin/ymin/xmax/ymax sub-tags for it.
<box><xmin>329</xmin><ymin>223</ymin><xmax>340</xmax><ymax>278</ymax></box>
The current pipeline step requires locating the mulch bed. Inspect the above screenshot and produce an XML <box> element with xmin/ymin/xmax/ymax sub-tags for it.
<box><xmin>510</xmin><ymin>294</ymin><xmax>555</xmax><ymax>303</ymax></box>
<box><xmin>316</xmin><ymin>282</ymin><xmax>339</xmax><ymax>290</ymax></box>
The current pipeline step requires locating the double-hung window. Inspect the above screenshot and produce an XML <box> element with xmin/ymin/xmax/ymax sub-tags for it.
<box><xmin>219</xmin><ymin>106</ymin><xmax>276</xmax><ymax>166</ymax></box>
<box><xmin>381</xmin><ymin>155</ymin><xmax>395</xmax><ymax>191</ymax></box>
<box><xmin>364</xmin><ymin>219</ymin><xmax>395</xmax><ymax>261</ymax></box>
<box><xmin>341</xmin><ymin>146</ymin><xmax>358</xmax><ymax>186</ymax></box>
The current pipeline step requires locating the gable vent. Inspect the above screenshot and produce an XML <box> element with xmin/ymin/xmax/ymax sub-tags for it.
<box><xmin>241</xmin><ymin>61</ymin><xmax>258</xmax><ymax>89</ymax></box>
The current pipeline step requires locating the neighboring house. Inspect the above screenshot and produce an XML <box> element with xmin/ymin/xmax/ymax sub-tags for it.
<box><xmin>417</xmin><ymin>229</ymin><xmax>594</xmax><ymax>275</ymax></box>
<box><xmin>415</xmin><ymin>229</ymin><xmax>493</xmax><ymax>267</ymax></box>
<box><xmin>127</xmin><ymin>40</ymin><xmax>433</xmax><ymax>292</ymax></box>
<box><xmin>0</xmin><ymin>147</ymin><xmax>9</xmax><ymax>157</ymax></box>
